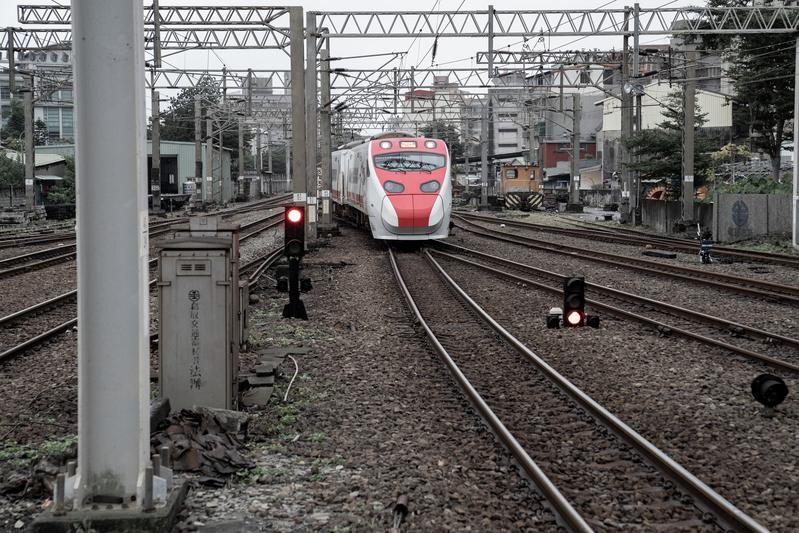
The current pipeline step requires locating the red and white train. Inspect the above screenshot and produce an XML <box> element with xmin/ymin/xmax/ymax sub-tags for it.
<box><xmin>331</xmin><ymin>133</ymin><xmax>452</xmax><ymax>240</ymax></box>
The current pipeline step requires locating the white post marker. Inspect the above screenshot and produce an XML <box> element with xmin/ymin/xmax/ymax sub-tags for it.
<box><xmin>73</xmin><ymin>0</ymin><xmax>150</xmax><ymax>507</ymax></box>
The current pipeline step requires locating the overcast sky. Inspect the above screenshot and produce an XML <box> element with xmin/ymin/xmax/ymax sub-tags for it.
<box><xmin>0</xmin><ymin>0</ymin><xmax>701</xmax><ymax>116</ymax></box>
<box><xmin>0</xmin><ymin>1</ymin><xmax>699</xmax><ymax>71</ymax></box>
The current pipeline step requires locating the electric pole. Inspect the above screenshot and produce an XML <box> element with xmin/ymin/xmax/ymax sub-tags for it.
<box><xmin>305</xmin><ymin>10</ymin><xmax>318</xmax><ymax>240</ymax></box>
<box><xmin>682</xmin><ymin>45</ymin><xmax>697</xmax><ymax>223</ymax></box>
<box><xmin>151</xmin><ymin>88</ymin><xmax>161</xmax><ymax>212</ymax></box>
<box><xmin>570</xmin><ymin>92</ymin><xmax>581</xmax><ymax>206</ymax></box>
<box><xmin>319</xmin><ymin>42</ymin><xmax>334</xmax><ymax>229</ymax></box>
<box><xmin>289</xmin><ymin>7</ymin><xmax>307</xmax><ymax>235</ymax></box>
<box><xmin>631</xmin><ymin>2</ymin><xmax>641</xmax><ymax>224</ymax></box>
<box><xmin>620</xmin><ymin>8</ymin><xmax>632</xmax><ymax>223</ymax></box>
<box><xmin>205</xmin><ymin>118</ymin><xmax>213</xmax><ymax>204</ymax></box>
<box><xmin>194</xmin><ymin>95</ymin><xmax>202</xmax><ymax>201</ymax></box>
<box><xmin>794</xmin><ymin>35</ymin><xmax>799</xmax><ymax>250</ymax></box>
<box><xmin>23</xmin><ymin>82</ymin><xmax>34</xmax><ymax>210</ymax></box>
<box><xmin>480</xmin><ymin>101</ymin><xmax>489</xmax><ymax>209</ymax></box>
<box><xmin>238</xmin><ymin>117</ymin><xmax>244</xmax><ymax>198</ymax></box>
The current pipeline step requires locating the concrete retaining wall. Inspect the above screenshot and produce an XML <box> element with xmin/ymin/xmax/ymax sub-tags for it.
<box><xmin>641</xmin><ymin>200</ymin><xmax>714</xmax><ymax>234</ymax></box>
<box><xmin>580</xmin><ymin>189</ymin><xmax>621</xmax><ymax>207</ymax></box>
<box><xmin>712</xmin><ymin>193</ymin><xmax>790</xmax><ymax>243</ymax></box>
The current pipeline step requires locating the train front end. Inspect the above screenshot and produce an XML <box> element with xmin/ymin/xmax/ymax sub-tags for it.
<box><xmin>367</xmin><ymin>137</ymin><xmax>452</xmax><ymax>241</ymax></box>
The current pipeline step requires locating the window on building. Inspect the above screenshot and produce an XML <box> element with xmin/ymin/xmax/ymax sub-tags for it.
<box><xmin>50</xmin><ymin>53</ymin><xmax>58</xmax><ymax>63</ymax></box>
<box><xmin>498</xmin><ymin>128</ymin><xmax>517</xmax><ymax>133</ymax></box>
<box><xmin>579</xmin><ymin>70</ymin><xmax>592</xmax><ymax>84</ymax></box>
<box><xmin>0</xmin><ymin>84</ymin><xmax>10</xmax><ymax>100</ymax></box>
<box><xmin>61</xmin><ymin>107</ymin><xmax>73</xmax><ymax>139</ymax></box>
<box><xmin>44</xmin><ymin>107</ymin><xmax>61</xmax><ymax>140</ymax></box>
<box><xmin>505</xmin><ymin>169</ymin><xmax>518</xmax><ymax>178</ymax></box>
<box><xmin>498</xmin><ymin>143</ymin><xmax>517</xmax><ymax>148</ymax></box>
<box><xmin>1</xmin><ymin>105</ymin><xmax>10</xmax><ymax>120</ymax></box>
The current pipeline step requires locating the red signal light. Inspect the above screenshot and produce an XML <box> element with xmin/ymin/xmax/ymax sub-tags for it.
<box><xmin>287</xmin><ymin>208</ymin><xmax>303</xmax><ymax>224</ymax></box>
<box><xmin>565</xmin><ymin>310</ymin><xmax>583</xmax><ymax>326</ymax></box>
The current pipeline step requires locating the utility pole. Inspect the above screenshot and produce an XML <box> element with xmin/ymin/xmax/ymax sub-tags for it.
<box><xmin>218</xmin><ymin>123</ymin><xmax>223</xmax><ymax>203</ymax></box>
<box><xmin>23</xmin><ymin>82</ymin><xmax>34</xmax><ymax>210</ymax></box>
<box><xmin>305</xmin><ymin>10</ymin><xmax>318</xmax><ymax>240</ymax></box>
<box><xmin>570</xmin><ymin>92</ymin><xmax>581</xmax><ymax>206</ymax></box>
<box><xmin>631</xmin><ymin>2</ymin><xmax>641</xmax><ymax>224</ymax></box>
<box><xmin>206</xmin><ymin>118</ymin><xmax>213</xmax><ymax>204</ymax></box>
<box><xmin>194</xmin><ymin>95</ymin><xmax>203</xmax><ymax>201</ymax></box>
<box><xmin>256</xmin><ymin>127</ymin><xmax>263</xmax><ymax>193</ymax></box>
<box><xmin>151</xmin><ymin>88</ymin><xmax>161</xmax><ymax>212</ymax></box>
<box><xmin>794</xmin><ymin>36</ymin><xmax>799</xmax><ymax>250</ymax></box>
<box><xmin>72</xmin><ymin>0</ymin><xmax>151</xmax><ymax>512</ymax></box>
<box><xmin>480</xmin><ymin>101</ymin><xmax>489</xmax><ymax>209</ymax></box>
<box><xmin>319</xmin><ymin>42</ymin><xmax>333</xmax><ymax>228</ymax></box>
<box><xmin>238</xmin><ymin>117</ymin><xmax>244</xmax><ymax>197</ymax></box>
<box><xmin>620</xmin><ymin>8</ymin><xmax>632</xmax><ymax>223</ymax></box>
<box><xmin>267</xmin><ymin>130</ymin><xmax>273</xmax><ymax>195</ymax></box>
<box><xmin>289</xmin><ymin>7</ymin><xmax>307</xmax><ymax>230</ymax></box>
<box><xmin>6</xmin><ymin>29</ymin><xmax>15</xmax><ymax>96</ymax></box>
<box><xmin>682</xmin><ymin>45</ymin><xmax>697</xmax><ymax>223</ymax></box>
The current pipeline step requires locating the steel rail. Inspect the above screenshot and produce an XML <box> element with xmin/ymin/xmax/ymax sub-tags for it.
<box><xmin>242</xmin><ymin>247</ymin><xmax>284</xmax><ymax>285</ymax></box>
<box><xmin>0</xmin><ymin>209</ymin><xmax>286</xmax><ymax>365</ymax></box>
<box><xmin>435</xmin><ymin>241</ymin><xmax>799</xmax><ymax>351</ymax></box>
<box><xmin>431</xmin><ymin>245</ymin><xmax>799</xmax><ymax>374</ymax></box>
<box><xmin>458</xmin><ymin>212</ymin><xmax>799</xmax><ymax>268</ymax></box>
<box><xmin>559</xmin><ymin>217</ymin><xmax>799</xmax><ymax>264</ymax></box>
<box><xmin>388</xmin><ymin>246</ymin><xmax>593</xmax><ymax>533</ymax></box>
<box><xmin>454</xmin><ymin>216</ymin><xmax>799</xmax><ymax>305</ymax></box>
<box><xmin>423</xmin><ymin>250</ymin><xmax>769</xmax><ymax>533</ymax></box>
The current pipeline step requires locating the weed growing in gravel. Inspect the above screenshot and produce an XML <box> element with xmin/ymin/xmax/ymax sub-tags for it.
<box><xmin>236</xmin><ymin>466</ymin><xmax>282</xmax><ymax>483</ymax></box>
<box><xmin>308</xmin><ymin>432</ymin><xmax>325</xmax><ymax>443</ymax></box>
<box><xmin>0</xmin><ymin>436</ymin><xmax>77</xmax><ymax>467</ymax></box>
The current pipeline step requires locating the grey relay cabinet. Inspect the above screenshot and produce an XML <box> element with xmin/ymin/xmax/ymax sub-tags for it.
<box><xmin>157</xmin><ymin>217</ymin><xmax>241</xmax><ymax>411</ymax></box>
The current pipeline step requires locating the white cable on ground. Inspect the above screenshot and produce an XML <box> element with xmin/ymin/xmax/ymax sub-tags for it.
<box><xmin>283</xmin><ymin>355</ymin><xmax>299</xmax><ymax>403</ymax></box>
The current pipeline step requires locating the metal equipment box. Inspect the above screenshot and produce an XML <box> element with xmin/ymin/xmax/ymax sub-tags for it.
<box><xmin>158</xmin><ymin>217</ymin><xmax>240</xmax><ymax>411</ymax></box>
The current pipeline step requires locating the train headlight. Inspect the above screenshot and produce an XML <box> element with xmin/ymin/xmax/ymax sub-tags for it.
<box><xmin>383</xmin><ymin>180</ymin><xmax>405</xmax><ymax>193</ymax></box>
<box><xmin>380</xmin><ymin>141</ymin><xmax>392</xmax><ymax>149</ymax></box>
<box><xmin>424</xmin><ymin>140</ymin><xmax>437</xmax><ymax>149</ymax></box>
<box><xmin>420</xmin><ymin>180</ymin><xmax>440</xmax><ymax>193</ymax></box>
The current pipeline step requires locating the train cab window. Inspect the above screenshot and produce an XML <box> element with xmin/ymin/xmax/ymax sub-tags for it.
<box><xmin>374</xmin><ymin>152</ymin><xmax>445</xmax><ymax>172</ymax></box>
<box><xmin>505</xmin><ymin>169</ymin><xmax>517</xmax><ymax>178</ymax></box>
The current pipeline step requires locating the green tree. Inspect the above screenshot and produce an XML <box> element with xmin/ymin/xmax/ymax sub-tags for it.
<box><xmin>159</xmin><ymin>76</ymin><xmax>251</xmax><ymax>157</ymax></box>
<box><xmin>703</xmin><ymin>0</ymin><xmax>795</xmax><ymax>180</ymax></box>
<box><xmin>623</xmin><ymin>91</ymin><xmax>714</xmax><ymax>197</ymax></box>
<box><xmin>0</xmin><ymin>99</ymin><xmax>26</xmax><ymax>144</ymax></box>
<box><xmin>419</xmin><ymin>120</ymin><xmax>465</xmax><ymax>167</ymax></box>
<box><xmin>34</xmin><ymin>119</ymin><xmax>49</xmax><ymax>146</ymax></box>
<box><xmin>0</xmin><ymin>152</ymin><xmax>25</xmax><ymax>204</ymax></box>
<box><xmin>46</xmin><ymin>155</ymin><xmax>75</xmax><ymax>204</ymax></box>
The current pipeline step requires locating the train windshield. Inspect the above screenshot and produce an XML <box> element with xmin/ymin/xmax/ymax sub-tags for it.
<box><xmin>374</xmin><ymin>152</ymin><xmax>446</xmax><ymax>173</ymax></box>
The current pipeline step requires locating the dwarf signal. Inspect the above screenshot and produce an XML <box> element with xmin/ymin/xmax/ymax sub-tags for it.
<box><xmin>563</xmin><ymin>277</ymin><xmax>585</xmax><ymax>328</ymax></box>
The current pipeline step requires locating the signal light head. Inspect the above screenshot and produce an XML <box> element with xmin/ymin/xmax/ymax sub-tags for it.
<box><xmin>565</xmin><ymin>310</ymin><xmax>583</xmax><ymax>326</ymax></box>
<box><xmin>751</xmin><ymin>374</ymin><xmax>789</xmax><ymax>409</ymax></box>
<box><xmin>287</xmin><ymin>208</ymin><xmax>303</xmax><ymax>224</ymax></box>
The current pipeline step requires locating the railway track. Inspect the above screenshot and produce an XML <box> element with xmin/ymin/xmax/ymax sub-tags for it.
<box><xmin>453</xmin><ymin>215</ymin><xmax>799</xmax><ymax>306</ymax></box>
<box><xmin>389</xmin><ymin>247</ymin><xmax>767</xmax><ymax>532</ymax></box>
<box><xmin>0</xmin><ymin>195</ymin><xmax>291</xmax><ymax>278</ymax></box>
<box><xmin>0</xmin><ymin>212</ymin><xmax>285</xmax><ymax>365</ymax></box>
<box><xmin>0</xmin><ymin>194</ymin><xmax>291</xmax><ymax>251</ymax></box>
<box><xmin>457</xmin><ymin>211</ymin><xmax>799</xmax><ymax>268</ymax></box>
<box><xmin>432</xmin><ymin>241</ymin><xmax>799</xmax><ymax>374</ymax></box>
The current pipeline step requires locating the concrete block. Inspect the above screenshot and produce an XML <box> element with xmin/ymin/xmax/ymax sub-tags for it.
<box><xmin>767</xmin><ymin>194</ymin><xmax>791</xmax><ymax>234</ymax></box>
<box><xmin>32</xmin><ymin>480</ymin><xmax>188</xmax><ymax>533</ymax></box>
<box><xmin>714</xmin><ymin>194</ymin><xmax>768</xmax><ymax>243</ymax></box>
<box><xmin>641</xmin><ymin>249</ymin><xmax>677</xmax><ymax>259</ymax></box>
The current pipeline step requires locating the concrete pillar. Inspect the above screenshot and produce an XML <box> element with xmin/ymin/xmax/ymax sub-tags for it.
<box><xmin>151</xmin><ymin>89</ymin><xmax>161</xmax><ymax>211</ymax></box>
<box><xmin>480</xmin><ymin>102</ymin><xmax>489</xmax><ymax>208</ymax></box>
<box><xmin>289</xmin><ymin>7</ymin><xmax>306</xmax><ymax>202</ymax></box>
<box><xmin>194</xmin><ymin>95</ymin><xmax>202</xmax><ymax>199</ymax></box>
<box><xmin>305</xmin><ymin>10</ymin><xmax>318</xmax><ymax>239</ymax></box>
<box><xmin>793</xmin><ymin>36</ymin><xmax>799</xmax><ymax>249</ymax></box>
<box><xmin>320</xmin><ymin>43</ymin><xmax>333</xmax><ymax>226</ymax></box>
<box><xmin>570</xmin><ymin>92</ymin><xmax>581</xmax><ymax>205</ymax></box>
<box><xmin>24</xmin><ymin>86</ymin><xmax>34</xmax><ymax>209</ymax></box>
<box><xmin>206</xmin><ymin>118</ymin><xmax>213</xmax><ymax>203</ymax></box>
<box><xmin>73</xmin><ymin>0</ymin><xmax>150</xmax><ymax>507</ymax></box>
<box><xmin>682</xmin><ymin>46</ymin><xmax>697</xmax><ymax>222</ymax></box>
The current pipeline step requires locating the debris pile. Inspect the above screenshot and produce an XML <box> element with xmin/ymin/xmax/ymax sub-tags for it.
<box><xmin>151</xmin><ymin>407</ymin><xmax>253</xmax><ymax>487</ymax></box>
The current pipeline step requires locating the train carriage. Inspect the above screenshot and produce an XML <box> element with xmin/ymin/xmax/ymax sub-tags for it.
<box><xmin>332</xmin><ymin>133</ymin><xmax>452</xmax><ymax>240</ymax></box>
